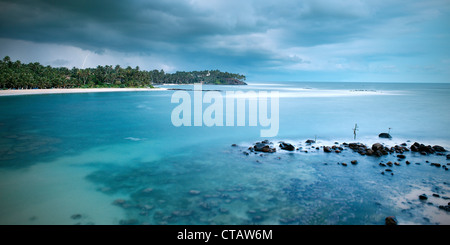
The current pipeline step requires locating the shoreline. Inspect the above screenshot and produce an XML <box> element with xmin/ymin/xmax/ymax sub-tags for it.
<box><xmin>0</xmin><ymin>87</ymin><xmax>168</xmax><ymax>96</ymax></box>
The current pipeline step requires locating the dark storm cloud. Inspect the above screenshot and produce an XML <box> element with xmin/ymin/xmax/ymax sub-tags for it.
<box><xmin>0</xmin><ymin>0</ymin><xmax>375</xmax><ymax>54</ymax></box>
<box><xmin>0</xmin><ymin>0</ymin><xmax>449</xmax><ymax>82</ymax></box>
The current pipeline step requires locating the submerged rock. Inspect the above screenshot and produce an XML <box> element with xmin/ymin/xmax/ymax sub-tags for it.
<box><xmin>379</xmin><ymin>133</ymin><xmax>392</xmax><ymax>139</ymax></box>
<box><xmin>323</xmin><ymin>146</ymin><xmax>332</xmax><ymax>153</ymax></box>
<box><xmin>113</xmin><ymin>199</ymin><xmax>126</xmax><ymax>206</ymax></box>
<box><xmin>189</xmin><ymin>190</ymin><xmax>201</xmax><ymax>195</ymax></box>
<box><xmin>419</xmin><ymin>194</ymin><xmax>428</xmax><ymax>200</ymax></box>
<box><xmin>351</xmin><ymin>160</ymin><xmax>358</xmax><ymax>165</ymax></box>
<box><xmin>431</xmin><ymin>163</ymin><xmax>441</xmax><ymax>167</ymax></box>
<box><xmin>119</xmin><ymin>219</ymin><xmax>139</xmax><ymax>225</ymax></box>
<box><xmin>71</xmin><ymin>214</ymin><xmax>82</xmax><ymax>220</ymax></box>
<box><xmin>142</xmin><ymin>188</ymin><xmax>153</xmax><ymax>193</ymax></box>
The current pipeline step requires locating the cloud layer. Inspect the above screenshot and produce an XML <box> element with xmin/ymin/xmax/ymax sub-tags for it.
<box><xmin>0</xmin><ymin>0</ymin><xmax>449</xmax><ymax>82</ymax></box>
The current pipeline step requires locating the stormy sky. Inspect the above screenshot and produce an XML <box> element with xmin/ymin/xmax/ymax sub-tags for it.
<box><xmin>0</xmin><ymin>0</ymin><xmax>449</xmax><ymax>82</ymax></box>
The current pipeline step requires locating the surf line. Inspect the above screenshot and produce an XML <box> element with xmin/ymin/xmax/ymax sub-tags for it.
<box><xmin>170</xmin><ymin>84</ymin><xmax>279</xmax><ymax>137</ymax></box>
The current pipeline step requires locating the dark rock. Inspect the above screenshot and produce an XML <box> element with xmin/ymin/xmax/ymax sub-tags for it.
<box><xmin>385</xmin><ymin>169</ymin><xmax>392</xmax><ymax>172</ymax></box>
<box><xmin>419</xmin><ymin>194</ymin><xmax>428</xmax><ymax>200</ymax></box>
<box><xmin>372</xmin><ymin>143</ymin><xmax>384</xmax><ymax>152</ymax></box>
<box><xmin>254</xmin><ymin>143</ymin><xmax>276</xmax><ymax>153</ymax></box>
<box><xmin>432</xmin><ymin>145</ymin><xmax>446</xmax><ymax>152</ymax></box>
<box><xmin>438</xmin><ymin>205</ymin><xmax>450</xmax><ymax>212</ymax></box>
<box><xmin>397</xmin><ymin>154</ymin><xmax>406</xmax><ymax>159</ymax></box>
<box><xmin>379</xmin><ymin>133</ymin><xmax>392</xmax><ymax>139</ymax></box>
<box><xmin>341</xmin><ymin>163</ymin><xmax>347</xmax><ymax>166</ymax></box>
<box><xmin>231</xmin><ymin>144</ymin><xmax>237</xmax><ymax>147</ymax></box>
<box><xmin>406</xmin><ymin>161</ymin><xmax>410</xmax><ymax>165</ymax></box>
<box><xmin>385</xmin><ymin>216</ymin><xmax>398</xmax><ymax>225</ymax></box>
<box><xmin>387</xmin><ymin>161</ymin><xmax>393</xmax><ymax>167</ymax></box>
<box><xmin>401</xmin><ymin>143</ymin><xmax>407</xmax><ymax>146</ymax></box>
<box><xmin>379</xmin><ymin>163</ymin><xmax>386</xmax><ymax>167</ymax></box>
<box><xmin>324</xmin><ymin>146</ymin><xmax>332</xmax><ymax>153</ymax></box>
<box><xmin>366</xmin><ymin>149</ymin><xmax>374</xmax><ymax>155</ymax></box>
<box><xmin>446</xmin><ymin>154</ymin><xmax>450</xmax><ymax>160</ymax></box>
<box><xmin>411</xmin><ymin>142</ymin><xmax>420</xmax><ymax>152</ymax></box>
<box><xmin>279</xmin><ymin>142</ymin><xmax>295</xmax><ymax>151</ymax></box>
<box><xmin>431</xmin><ymin>163</ymin><xmax>441</xmax><ymax>167</ymax></box>
<box><xmin>305</xmin><ymin>139</ymin><xmax>315</xmax><ymax>144</ymax></box>
<box><xmin>261</xmin><ymin>139</ymin><xmax>270</xmax><ymax>144</ymax></box>
<box><xmin>394</xmin><ymin>162</ymin><xmax>400</xmax><ymax>166</ymax></box>
<box><xmin>335</xmin><ymin>150</ymin><xmax>341</xmax><ymax>153</ymax></box>
<box><xmin>432</xmin><ymin>193</ymin><xmax>440</xmax><ymax>197</ymax></box>
<box><xmin>351</xmin><ymin>160</ymin><xmax>358</xmax><ymax>165</ymax></box>
<box><xmin>243</xmin><ymin>151</ymin><xmax>249</xmax><ymax>156</ymax></box>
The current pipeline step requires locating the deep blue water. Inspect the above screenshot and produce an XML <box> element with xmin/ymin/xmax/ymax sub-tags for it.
<box><xmin>0</xmin><ymin>82</ymin><xmax>449</xmax><ymax>225</ymax></box>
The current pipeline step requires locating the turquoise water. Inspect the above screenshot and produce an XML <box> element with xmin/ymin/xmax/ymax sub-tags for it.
<box><xmin>0</xmin><ymin>82</ymin><xmax>449</xmax><ymax>225</ymax></box>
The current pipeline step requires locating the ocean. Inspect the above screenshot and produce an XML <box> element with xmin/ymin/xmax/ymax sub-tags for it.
<box><xmin>0</xmin><ymin>81</ymin><xmax>449</xmax><ymax>225</ymax></box>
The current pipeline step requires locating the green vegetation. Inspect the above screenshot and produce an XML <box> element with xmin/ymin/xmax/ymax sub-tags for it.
<box><xmin>0</xmin><ymin>56</ymin><xmax>246</xmax><ymax>89</ymax></box>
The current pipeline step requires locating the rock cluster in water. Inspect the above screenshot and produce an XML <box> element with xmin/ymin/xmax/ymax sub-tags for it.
<box><xmin>242</xmin><ymin>140</ymin><xmax>447</xmax><ymax>159</ymax></box>
<box><xmin>237</xmin><ymin>140</ymin><xmax>449</xmax><ymax>174</ymax></box>
<box><xmin>233</xmin><ymin>138</ymin><xmax>449</xmax><ymax>224</ymax></box>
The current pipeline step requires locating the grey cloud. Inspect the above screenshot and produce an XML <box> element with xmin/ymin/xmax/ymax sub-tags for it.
<box><xmin>0</xmin><ymin>0</ymin><xmax>449</xmax><ymax>82</ymax></box>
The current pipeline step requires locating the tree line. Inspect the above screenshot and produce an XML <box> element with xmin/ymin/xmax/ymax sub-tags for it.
<box><xmin>0</xmin><ymin>56</ymin><xmax>246</xmax><ymax>89</ymax></box>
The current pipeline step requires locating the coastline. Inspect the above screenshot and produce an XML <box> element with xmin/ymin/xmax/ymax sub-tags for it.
<box><xmin>0</xmin><ymin>87</ymin><xmax>168</xmax><ymax>96</ymax></box>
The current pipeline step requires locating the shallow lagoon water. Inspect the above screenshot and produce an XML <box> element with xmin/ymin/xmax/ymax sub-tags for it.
<box><xmin>0</xmin><ymin>82</ymin><xmax>449</xmax><ymax>225</ymax></box>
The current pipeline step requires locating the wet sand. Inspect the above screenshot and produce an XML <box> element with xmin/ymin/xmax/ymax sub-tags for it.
<box><xmin>0</xmin><ymin>87</ymin><xmax>168</xmax><ymax>96</ymax></box>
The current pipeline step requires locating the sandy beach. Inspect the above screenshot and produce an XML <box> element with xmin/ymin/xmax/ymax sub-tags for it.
<box><xmin>0</xmin><ymin>87</ymin><xmax>168</xmax><ymax>96</ymax></box>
